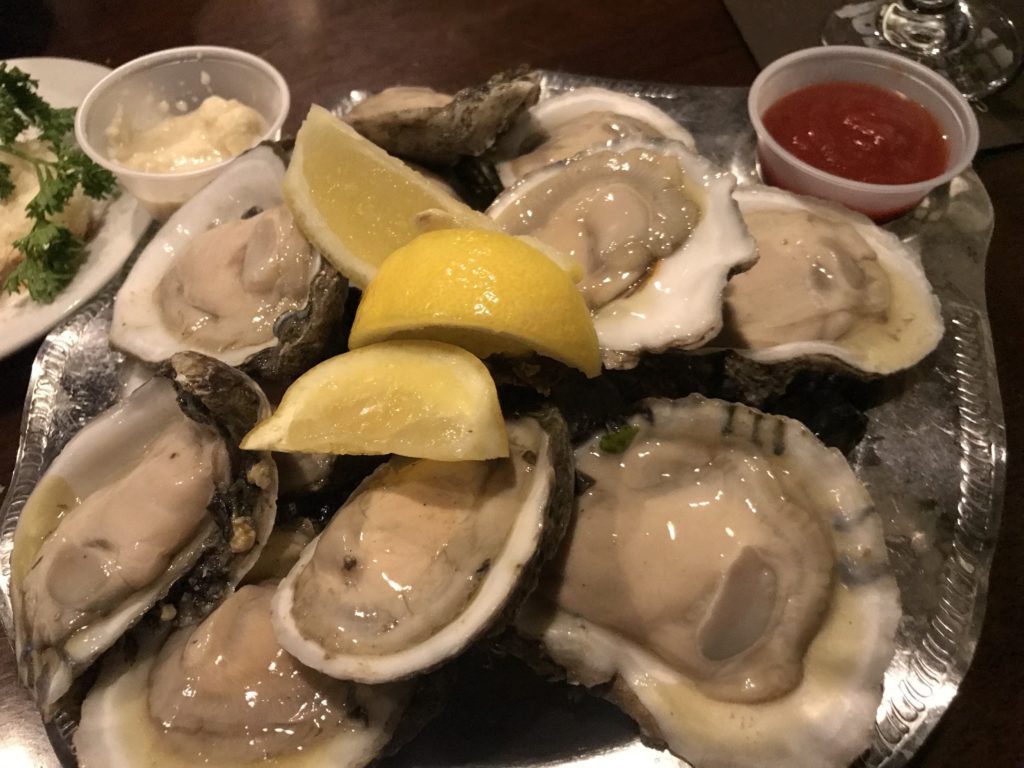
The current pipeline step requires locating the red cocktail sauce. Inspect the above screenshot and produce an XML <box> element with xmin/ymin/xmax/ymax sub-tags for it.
<box><xmin>761</xmin><ymin>82</ymin><xmax>949</xmax><ymax>185</ymax></box>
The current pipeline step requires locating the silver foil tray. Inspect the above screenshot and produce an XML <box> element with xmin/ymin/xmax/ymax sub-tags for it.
<box><xmin>0</xmin><ymin>74</ymin><xmax>1006</xmax><ymax>768</ymax></box>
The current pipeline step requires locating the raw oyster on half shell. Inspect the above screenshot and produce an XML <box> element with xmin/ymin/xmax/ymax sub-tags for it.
<box><xmin>110</xmin><ymin>146</ymin><xmax>348</xmax><ymax>380</ymax></box>
<box><xmin>492</xmin><ymin>86</ymin><xmax>697</xmax><ymax>186</ymax></box>
<box><xmin>489</xmin><ymin>138</ymin><xmax>756</xmax><ymax>369</ymax></box>
<box><xmin>714</xmin><ymin>186</ymin><xmax>943</xmax><ymax>375</ymax></box>
<box><xmin>10</xmin><ymin>353</ymin><xmax>277</xmax><ymax>717</ymax></box>
<box><xmin>516</xmin><ymin>396</ymin><xmax>900</xmax><ymax>768</ymax></box>
<box><xmin>74</xmin><ymin>582</ymin><xmax>415</xmax><ymax>768</ymax></box>
<box><xmin>273</xmin><ymin>408</ymin><xmax>573</xmax><ymax>683</ymax></box>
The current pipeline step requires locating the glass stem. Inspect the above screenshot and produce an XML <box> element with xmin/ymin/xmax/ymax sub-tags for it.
<box><xmin>880</xmin><ymin>1</ymin><xmax>970</xmax><ymax>55</ymax></box>
<box><xmin>901</xmin><ymin>0</ymin><xmax>957</xmax><ymax>12</ymax></box>
<box><xmin>822</xmin><ymin>0</ymin><xmax>1024</xmax><ymax>99</ymax></box>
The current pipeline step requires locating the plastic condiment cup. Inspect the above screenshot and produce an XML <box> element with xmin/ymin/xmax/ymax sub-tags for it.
<box><xmin>75</xmin><ymin>46</ymin><xmax>289</xmax><ymax>219</ymax></box>
<box><xmin>748</xmin><ymin>46</ymin><xmax>979</xmax><ymax>221</ymax></box>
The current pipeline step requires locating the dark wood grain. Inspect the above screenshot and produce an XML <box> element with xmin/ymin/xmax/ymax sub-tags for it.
<box><xmin>0</xmin><ymin>1</ymin><xmax>1021</xmax><ymax>766</ymax></box>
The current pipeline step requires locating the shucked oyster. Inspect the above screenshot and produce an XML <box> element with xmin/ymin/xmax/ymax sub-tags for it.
<box><xmin>492</xmin><ymin>86</ymin><xmax>698</xmax><ymax>186</ymax></box>
<box><xmin>273</xmin><ymin>409</ymin><xmax>573</xmax><ymax>683</ymax></box>
<box><xmin>74</xmin><ymin>582</ymin><xmax>415</xmax><ymax>768</ymax></box>
<box><xmin>489</xmin><ymin>138</ymin><xmax>756</xmax><ymax>369</ymax></box>
<box><xmin>110</xmin><ymin>146</ymin><xmax>347</xmax><ymax>380</ymax></box>
<box><xmin>713</xmin><ymin>186</ymin><xmax>943</xmax><ymax>375</ymax></box>
<box><xmin>10</xmin><ymin>353</ymin><xmax>277</xmax><ymax>717</ymax></box>
<box><xmin>516</xmin><ymin>396</ymin><xmax>900</xmax><ymax>768</ymax></box>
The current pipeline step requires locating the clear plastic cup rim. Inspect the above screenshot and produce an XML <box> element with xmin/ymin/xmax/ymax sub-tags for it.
<box><xmin>74</xmin><ymin>45</ymin><xmax>290</xmax><ymax>184</ymax></box>
<box><xmin>748</xmin><ymin>46</ymin><xmax>980</xmax><ymax>198</ymax></box>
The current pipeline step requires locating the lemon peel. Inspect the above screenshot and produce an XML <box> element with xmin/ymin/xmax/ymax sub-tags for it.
<box><xmin>241</xmin><ymin>340</ymin><xmax>509</xmax><ymax>461</ymax></box>
<box><xmin>348</xmin><ymin>229</ymin><xmax>601</xmax><ymax>377</ymax></box>
<box><xmin>283</xmin><ymin>105</ymin><xmax>493</xmax><ymax>289</ymax></box>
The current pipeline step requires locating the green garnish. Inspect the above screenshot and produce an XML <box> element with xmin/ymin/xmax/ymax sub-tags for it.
<box><xmin>599</xmin><ymin>423</ymin><xmax>640</xmax><ymax>454</ymax></box>
<box><xmin>0</xmin><ymin>64</ymin><xmax>117</xmax><ymax>303</ymax></box>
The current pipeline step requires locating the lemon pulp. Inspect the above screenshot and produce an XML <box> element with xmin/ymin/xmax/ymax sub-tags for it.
<box><xmin>284</xmin><ymin>105</ymin><xmax>493</xmax><ymax>288</ymax></box>
<box><xmin>349</xmin><ymin>229</ymin><xmax>601</xmax><ymax>377</ymax></box>
<box><xmin>241</xmin><ymin>340</ymin><xmax>509</xmax><ymax>461</ymax></box>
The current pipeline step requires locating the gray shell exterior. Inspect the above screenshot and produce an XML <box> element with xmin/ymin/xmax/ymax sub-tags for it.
<box><xmin>232</xmin><ymin>145</ymin><xmax>350</xmax><ymax>382</ymax></box>
<box><xmin>161</xmin><ymin>352</ymin><xmax>279</xmax><ymax>621</ymax></box>
<box><xmin>10</xmin><ymin>352</ymin><xmax>277</xmax><ymax>719</ymax></box>
<box><xmin>240</xmin><ymin>261</ymin><xmax>348</xmax><ymax>382</ymax></box>
<box><xmin>346</xmin><ymin>69</ymin><xmax>541</xmax><ymax>165</ymax></box>
<box><xmin>484</xmin><ymin>405</ymin><xmax>576</xmax><ymax>643</ymax></box>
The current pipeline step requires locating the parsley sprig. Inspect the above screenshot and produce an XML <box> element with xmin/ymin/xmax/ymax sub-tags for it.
<box><xmin>599</xmin><ymin>423</ymin><xmax>640</xmax><ymax>454</ymax></box>
<box><xmin>0</xmin><ymin>64</ymin><xmax>117</xmax><ymax>302</ymax></box>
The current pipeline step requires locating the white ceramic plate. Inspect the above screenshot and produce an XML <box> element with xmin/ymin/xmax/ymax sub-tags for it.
<box><xmin>0</xmin><ymin>57</ymin><xmax>152</xmax><ymax>360</ymax></box>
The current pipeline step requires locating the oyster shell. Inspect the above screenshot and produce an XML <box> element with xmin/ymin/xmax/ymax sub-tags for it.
<box><xmin>110</xmin><ymin>146</ymin><xmax>348</xmax><ymax>380</ymax></box>
<box><xmin>273</xmin><ymin>408</ymin><xmax>573</xmax><ymax>683</ymax></box>
<box><xmin>10</xmin><ymin>352</ymin><xmax>277</xmax><ymax>717</ymax></box>
<box><xmin>345</xmin><ymin>69</ymin><xmax>541</xmax><ymax>165</ymax></box>
<box><xmin>516</xmin><ymin>396</ymin><xmax>900</xmax><ymax>768</ymax></box>
<box><xmin>74</xmin><ymin>583</ymin><xmax>415</xmax><ymax>768</ymax></box>
<box><xmin>492</xmin><ymin>86</ymin><xmax>697</xmax><ymax>186</ymax></box>
<box><xmin>488</xmin><ymin>138</ymin><xmax>756</xmax><ymax>369</ymax></box>
<box><xmin>714</xmin><ymin>186</ymin><xmax>944</xmax><ymax>375</ymax></box>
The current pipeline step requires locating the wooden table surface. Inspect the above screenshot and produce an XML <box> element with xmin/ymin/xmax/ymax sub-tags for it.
<box><xmin>1</xmin><ymin>1</ymin><xmax>1021</xmax><ymax>767</ymax></box>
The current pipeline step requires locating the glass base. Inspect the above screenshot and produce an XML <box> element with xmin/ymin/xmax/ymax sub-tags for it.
<box><xmin>822</xmin><ymin>1</ymin><xmax>1023</xmax><ymax>99</ymax></box>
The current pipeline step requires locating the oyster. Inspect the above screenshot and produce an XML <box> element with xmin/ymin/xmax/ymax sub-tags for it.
<box><xmin>489</xmin><ymin>138</ymin><xmax>756</xmax><ymax>369</ymax></box>
<box><xmin>516</xmin><ymin>396</ymin><xmax>900</xmax><ymax>768</ymax></box>
<box><xmin>345</xmin><ymin>69</ymin><xmax>541</xmax><ymax>165</ymax></box>
<box><xmin>273</xmin><ymin>409</ymin><xmax>573</xmax><ymax>683</ymax></box>
<box><xmin>492</xmin><ymin>86</ymin><xmax>697</xmax><ymax>186</ymax></box>
<box><xmin>74</xmin><ymin>583</ymin><xmax>415</xmax><ymax>768</ymax></box>
<box><xmin>10</xmin><ymin>353</ymin><xmax>277</xmax><ymax>717</ymax></box>
<box><xmin>110</xmin><ymin>146</ymin><xmax>348</xmax><ymax>380</ymax></box>
<box><xmin>714</xmin><ymin>186</ymin><xmax>943</xmax><ymax>375</ymax></box>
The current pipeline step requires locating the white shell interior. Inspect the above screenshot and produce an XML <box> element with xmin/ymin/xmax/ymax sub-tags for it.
<box><xmin>11</xmin><ymin>379</ymin><xmax>218</xmax><ymax>711</ymax></box>
<box><xmin>74</xmin><ymin>604</ymin><xmax>413</xmax><ymax>768</ymax></box>
<box><xmin>488</xmin><ymin>138</ymin><xmax>757</xmax><ymax>368</ymax></box>
<box><xmin>272</xmin><ymin>417</ymin><xmax>555</xmax><ymax>683</ymax></box>
<box><xmin>494</xmin><ymin>86</ymin><xmax>697</xmax><ymax>187</ymax></box>
<box><xmin>109</xmin><ymin>146</ymin><xmax>319</xmax><ymax>367</ymax></box>
<box><xmin>517</xmin><ymin>396</ymin><xmax>900</xmax><ymax>768</ymax></box>
<box><xmin>721</xmin><ymin>186</ymin><xmax>944</xmax><ymax>374</ymax></box>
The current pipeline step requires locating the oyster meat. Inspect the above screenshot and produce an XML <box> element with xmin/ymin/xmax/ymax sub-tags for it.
<box><xmin>75</xmin><ymin>582</ymin><xmax>415</xmax><ymax>768</ymax></box>
<box><xmin>489</xmin><ymin>138</ymin><xmax>756</xmax><ymax>369</ymax></box>
<box><xmin>517</xmin><ymin>396</ymin><xmax>900</xmax><ymax>768</ymax></box>
<box><xmin>10</xmin><ymin>353</ymin><xmax>277</xmax><ymax>717</ymax></box>
<box><xmin>273</xmin><ymin>409</ymin><xmax>573</xmax><ymax>683</ymax></box>
<box><xmin>714</xmin><ymin>186</ymin><xmax>944</xmax><ymax>375</ymax></box>
<box><xmin>110</xmin><ymin>146</ymin><xmax>348</xmax><ymax>380</ymax></box>
<box><xmin>492</xmin><ymin>86</ymin><xmax>697</xmax><ymax>186</ymax></box>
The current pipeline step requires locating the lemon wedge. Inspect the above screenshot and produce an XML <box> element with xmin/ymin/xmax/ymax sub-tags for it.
<box><xmin>284</xmin><ymin>104</ymin><xmax>494</xmax><ymax>288</ymax></box>
<box><xmin>240</xmin><ymin>340</ymin><xmax>508</xmax><ymax>461</ymax></box>
<box><xmin>348</xmin><ymin>229</ymin><xmax>601</xmax><ymax>377</ymax></box>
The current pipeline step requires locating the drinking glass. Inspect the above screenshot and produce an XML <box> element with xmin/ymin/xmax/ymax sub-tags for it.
<box><xmin>821</xmin><ymin>1</ymin><xmax>1022</xmax><ymax>99</ymax></box>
